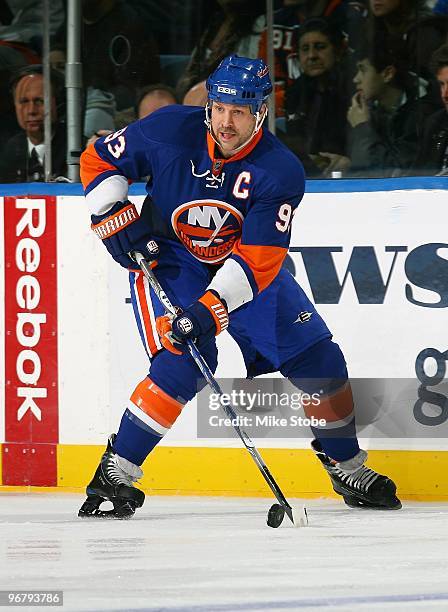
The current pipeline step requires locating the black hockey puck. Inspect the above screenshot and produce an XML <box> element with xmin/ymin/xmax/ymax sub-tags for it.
<box><xmin>267</xmin><ymin>503</ymin><xmax>285</xmax><ymax>528</ymax></box>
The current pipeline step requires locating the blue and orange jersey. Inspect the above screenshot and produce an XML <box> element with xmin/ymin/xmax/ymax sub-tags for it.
<box><xmin>81</xmin><ymin>105</ymin><xmax>305</xmax><ymax>311</ymax></box>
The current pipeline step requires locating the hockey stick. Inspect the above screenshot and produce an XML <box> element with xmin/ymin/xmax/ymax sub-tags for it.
<box><xmin>132</xmin><ymin>250</ymin><xmax>307</xmax><ymax>528</ymax></box>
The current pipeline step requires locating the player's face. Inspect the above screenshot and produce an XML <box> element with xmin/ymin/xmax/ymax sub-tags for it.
<box><xmin>437</xmin><ymin>66</ymin><xmax>448</xmax><ymax>111</ymax></box>
<box><xmin>298</xmin><ymin>31</ymin><xmax>336</xmax><ymax>78</ymax></box>
<box><xmin>211</xmin><ymin>101</ymin><xmax>257</xmax><ymax>158</ymax></box>
<box><xmin>14</xmin><ymin>75</ymin><xmax>57</xmax><ymax>144</ymax></box>
<box><xmin>353</xmin><ymin>59</ymin><xmax>385</xmax><ymax>101</ymax></box>
<box><xmin>369</xmin><ymin>0</ymin><xmax>400</xmax><ymax>17</ymax></box>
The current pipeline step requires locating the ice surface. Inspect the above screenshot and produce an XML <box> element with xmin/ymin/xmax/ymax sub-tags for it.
<box><xmin>0</xmin><ymin>494</ymin><xmax>447</xmax><ymax>611</ymax></box>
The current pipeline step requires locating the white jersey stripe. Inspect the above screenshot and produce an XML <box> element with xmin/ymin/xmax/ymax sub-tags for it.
<box><xmin>131</xmin><ymin>272</ymin><xmax>151</xmax><ymax>356</ymax></box>
<box><xmin>311</xmin><ymin>413</ymin><xmax>355</xmax><ymax>430</ymax></box>
<box><xmin>209</xmin><ymin>257</ymin><xmax>254</xmax><ymax>312</ymax></box>
<box><xmin>132</xmin><ymin>271</ymin><xmax>163</xmax><ymax>358</ymax></box>
<box><xmin>127</xmin><ymin>401</ymin><xmax>169</xmax><ymax>436</ymax></box>
<box><xmin>142</xmin><ymin>273</ymin><xmax>163</xmax><ymax>353</ymax></box>
<box><xmin>86</xmin><ymin>174</ymin><xmax>129</xmax><ymax>215</ymax></box>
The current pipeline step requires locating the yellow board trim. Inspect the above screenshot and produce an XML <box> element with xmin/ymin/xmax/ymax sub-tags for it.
<box><xmin>1</xmin><ymin>444</ymin><xmax>448</xmax><ymax>500</ymax></box>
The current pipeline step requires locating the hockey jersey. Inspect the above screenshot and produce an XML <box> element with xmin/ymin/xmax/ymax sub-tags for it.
<box><xmin>81</xmin><ymin>105</ymin><xmax>305</xmax><ymax>312</ymax></box>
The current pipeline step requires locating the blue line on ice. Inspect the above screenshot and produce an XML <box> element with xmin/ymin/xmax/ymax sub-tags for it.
<box><xmin>89</xmin><ymin>591</ymin><xmax>448</xmax><ymax>611</ymax></box>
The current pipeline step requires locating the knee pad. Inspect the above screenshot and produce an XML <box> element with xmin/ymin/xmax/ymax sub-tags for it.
<box><xmin>280</xmin><ymin>337</ymin><xmax>348</xmax><ymax>395</ymax></box>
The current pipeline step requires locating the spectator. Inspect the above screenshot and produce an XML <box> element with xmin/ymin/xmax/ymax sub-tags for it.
<box><xmin>86</xmin><ymin>85</ymin><xmax>178</xmax><ymax>164</ymax></box>
<box><xmin>137</xmin><ymin>84</ymin><xmax>177</xmax><ymax>119</ymax></box>
<box><xmin>433</xmin><ymin>0</ymin><xmax>448</xmax><ymax>15</ymax></box>
<box><xmin>367</xmin><ymin>0</ymin><xmax>429</xmax><ymax>34</ymax></box>
<box><xmin>402</xmin><ymin>11</ymin><xmax>448</xmax><ymax>108</ymax></box>
<box><xmin>256</xmin><ymin>0</ymin><xmax>367</xmax><ymax>116</ymax></box>
<box><xmin>49</xmin><ymin>44</ymin><xmax>116</xmax><ymax>138</ymax></box>
<box><xmin>182</xmin><ymin>80</ymin><xmax>208</xmax><ymax>106</ymax></box>
<box><xmin>283</xmin><ymin>18</ymin><xmax>350</xmax><ymax>177</ymax></box>
<box><xmin>176</xmin><ymin>0</ymin><xmax>264</xmax><ymax>102</ymax></box>
<box><xmin>412</xmin><ymin>44</ymin><xmax>448</xmax><ymax>175</ymax></box>
<box><xmin>366</xmin><ymin>0</ymin><xmax>448</xmax><ymax>82</ymax></box>
<box><xmin>0</xmin><ymin>0</ymin><xmax>48</xmax><ymax>119</ymax></box>
<box><xmin>0</xmin><ymin>64</ymin><xmax>67</xmax><ymax>183</ymax></box>
<box><xmin>347</xmin><ymin>39</ymin><xmax>430</xmax><ymax>176</ymax></box>
<box><xmin>84</xmin><ymin>86</ymin><xmax>116</xmax><ymax>136</ymax></box>
<box><xmin>0</xmin><ymin>40</ymin><xmax>28</xmax><ymax>152</ymax></box>
<box><xmin>0</xmin><ymin>0</ymin><xmax>64</xmax><ymax>46</ymax></box>
<box><xmin>0</xmin><ymin>0</ymin><xmax>64</xmax><ymax>65</ymax></box>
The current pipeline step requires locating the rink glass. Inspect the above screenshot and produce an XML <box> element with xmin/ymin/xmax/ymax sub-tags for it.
<box><xmin>0</xmin><ymin>0</ymin><xmax>442</xmax><ymax>183</ymax></box>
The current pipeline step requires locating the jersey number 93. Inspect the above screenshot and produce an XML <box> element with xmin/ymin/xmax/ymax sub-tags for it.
<box><xmin>276</xmin><ymin>203</ymin><xmax>293</xmax><ymax>232</ymax></box>
<box><xmin>104</xmin><ymin>128</ymin><xmax>127</xmax><ymax>159</ymax></box>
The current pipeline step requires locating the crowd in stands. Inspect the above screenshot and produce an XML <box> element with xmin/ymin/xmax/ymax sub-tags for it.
<box><xmin>1</xmin><ymin>0</ymin><xmax>448</xmax><ymax>182</ymax></box>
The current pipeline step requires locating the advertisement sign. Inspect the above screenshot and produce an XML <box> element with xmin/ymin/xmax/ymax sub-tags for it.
<box><xmin>2</xmin><ymin>186</ymin><xmax>446</xmax><ymax>458</ymax></box>
<box><xmin>3</xmin><ymin>196</ymin><xmax>58</xmax><ymax>485</ymax></box>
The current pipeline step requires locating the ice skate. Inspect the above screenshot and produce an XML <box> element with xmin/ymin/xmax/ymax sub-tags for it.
<box><xmin>312</xmin><ymin>440</ymin><xmax>401</xmax><ymax>510</ymax></box>
<box><xmin>78</xmin><ymin>435</ymin><xmax>145</xmax><ymax>519</ymax></box>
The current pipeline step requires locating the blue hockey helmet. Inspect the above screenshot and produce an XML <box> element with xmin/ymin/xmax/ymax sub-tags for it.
<box><xmin>206</xmin><ymin>55</ymin><xmax>273</xmax><ymax>115</ymax></box>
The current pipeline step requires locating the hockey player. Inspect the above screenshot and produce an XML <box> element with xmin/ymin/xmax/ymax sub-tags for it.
<box><xmin>79</xmin><ymin>55</ymin><xmax>401</xmax><ymax>518</ymax></box>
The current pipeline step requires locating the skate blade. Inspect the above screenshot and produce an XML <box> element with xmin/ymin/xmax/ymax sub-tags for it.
<box><xmin>78</xmin><ymin>496</ymin><xmax>137</xmax><ymax>519</ymax></box>
<box><xmin>343</xmin><ymin>495</ymin><xmax>402</xmax><ymax>510</ymax></box>
<box><xmin>78</xmin><ymin>509</ymin><xmax>135</xmax><ymax>520</ymax></box>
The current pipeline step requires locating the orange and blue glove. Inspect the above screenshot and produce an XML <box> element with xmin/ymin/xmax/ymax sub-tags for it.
<box><xmin>156</xmin><ymin>290</ymin><xmax>229</xmax><ymax>355</ymax></box>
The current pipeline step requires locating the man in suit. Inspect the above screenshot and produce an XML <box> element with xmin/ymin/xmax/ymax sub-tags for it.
<box><xmin>0</xmin><ymin>64</ymin><xmax>67</xmax><ymax>183</ymax></box>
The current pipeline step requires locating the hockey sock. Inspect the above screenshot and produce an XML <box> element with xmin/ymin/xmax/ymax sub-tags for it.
<box><xmin>281</xmin><ymin>338</ymin><xmax>360</xmax><ymax>463</ymax></box>
<box><xmin>309</xmin><ymin>381</ymin><xmax>360</xmax><ymax>462</ymax></box>
<box><xmin>114</xmin><ymin>377</ymin><xmax>184</xmax><ymax>466</ymax></box>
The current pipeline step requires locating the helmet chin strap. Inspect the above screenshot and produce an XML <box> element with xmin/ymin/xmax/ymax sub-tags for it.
<box><xmin>204</xmin><ymin>102</ymin><xmax>268</xmax><ymax>156</ymax></box>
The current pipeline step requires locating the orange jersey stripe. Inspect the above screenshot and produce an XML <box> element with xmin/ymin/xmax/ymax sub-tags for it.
<box><xmin>176</xmin><ymin>222</ymin><xmax>235</xmax><ymax>239</ymax></box>
<box><xmin>198</xmin><ymin>290</ymin><xmax>229</xmax><ymax>334</ymax></box>
<box><xmin>303</xmin><ymin>382</ymin><xmax>354</xmax><ymax>423</ymax></box>
<box><xmin>232</xmin><ymin>241</ymin><xmax>287</xmax><ymax>293</ymax></box>
<box><xmin>80</xmin><ymin>143</ymin><xmax>118</xmax><ymax>191</ymax></box>
<box><xmin>136</xmin><ymin>273</ymin><xmax>159</xmax><ymax>356</ymax></box>
<box><xmin>206</xmin><ymin>129</ymin><xmax>263</xmax><ymax>166</ymax></box>
<box><xmin>130</xmin><ymin>378</ymin><xmax>184</xmax><ymax>429</ymax></box>
<box><xmin>91</xmin><ymin>202</ymin><xmax>138</xmax><ymax>239</ymax></box>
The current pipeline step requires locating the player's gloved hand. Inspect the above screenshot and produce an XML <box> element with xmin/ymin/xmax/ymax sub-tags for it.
<box><xmin>91</xmin><ymin>200</ymin><xmax>155</xmax><ymax>269</ymax></box>
<box><xmin>129</xmin><ymin>240</ymin><xmax>160</xmax><ymax>269</ymax></box>
<box><xmin>156</xmin><ymin>290</ymin><xmax>229</xmax><ymax>355</ymax></box>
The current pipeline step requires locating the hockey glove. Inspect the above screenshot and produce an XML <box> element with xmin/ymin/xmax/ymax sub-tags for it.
<box><xmin>156</xmin><ymin>290</ymin><xmax>229</xmax><ymax>355</ymax></box>
<box><xmin>91</xmin><ymin>200</ymin><xmax>155</xmax><ymax>269</ymax></box>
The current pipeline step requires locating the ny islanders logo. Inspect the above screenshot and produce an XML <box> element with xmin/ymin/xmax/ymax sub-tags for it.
<box><xmin>171</xmin><ymin>200</ymin><xmax>243</xmax><ymax>264</ymax></box>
